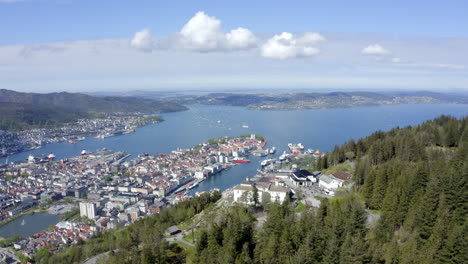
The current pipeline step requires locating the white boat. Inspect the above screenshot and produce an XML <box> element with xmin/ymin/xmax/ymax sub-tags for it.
<box><xmin>261</xmin><ymin>158</ymin><xmax>276</xmax><ymax>166</ymax></box>
<box><xmin>188</xmin><ymin>181</ymin><xmax>199</xmax><ymax>189</ymax></box>
<box><xmin>269</xmin><ymin>147</ymin><xmax>276</xmax><ymax>154</ymax></box>
<box><xmin>242</xmin><ymin>124</ymin><xmax>249</xmax><ymax>128</ymax></box>
<box><xmin>279</xmin><ymin>151</ymin><xmax>288</xmax><ymax>161</ymax></box>
<box><xmin>21</xmin><ymin>219</ymin><xmax>26</xmax><ymax>226</ymax></box>
<box><xmin>288</xmin><ymin>143</ymin><xmax>305</xmax><ymax>152</ymax></box>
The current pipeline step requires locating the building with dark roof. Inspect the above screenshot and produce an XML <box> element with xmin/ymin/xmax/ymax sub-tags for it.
<box><xmin>289</xmin><ymin>169</ymin><xmax>317</xmax><ymax>186</ymax></box>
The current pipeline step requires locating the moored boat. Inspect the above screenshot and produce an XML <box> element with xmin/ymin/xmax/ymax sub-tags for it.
<box><xmin>232</xmin><ymin>157</ymin><xmax>251</xmax><ymax>163</ymax></box>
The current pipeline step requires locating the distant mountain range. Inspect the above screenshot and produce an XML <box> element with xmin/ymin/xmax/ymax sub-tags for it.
<box><xmin>0</xmin><ymin>89</ymin><xmax>187</xmax><ymax>131</ymax></box>
<box><xmin>164</xmin><ymin>91</ymin><xmax>468</xmax><ymax>110</ymax></box>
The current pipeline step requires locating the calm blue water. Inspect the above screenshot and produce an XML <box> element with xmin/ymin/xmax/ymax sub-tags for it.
<box><xmin>0</xmin><ymin>213</ymin><xmax>60</xmax><ymax>238</ymax></box>
<box><xmin>1</xmin><ymin>104</ymin><xmax>468</xmax><ymax>194</ymax></box>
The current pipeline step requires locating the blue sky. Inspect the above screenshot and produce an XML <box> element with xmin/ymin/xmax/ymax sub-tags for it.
<box><xmin>1</xmin><ymin>0</ymin><xmax>467</xmax><ymax>92</ymax></box>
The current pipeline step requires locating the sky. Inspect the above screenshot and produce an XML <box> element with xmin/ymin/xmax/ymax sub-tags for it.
<box><xmin>1</xmin><ymin>0</ymin><xmax>467</xmax><ymax>93</ymax></box>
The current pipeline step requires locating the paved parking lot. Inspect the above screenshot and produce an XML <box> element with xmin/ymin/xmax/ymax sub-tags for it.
<box><xmin>281</xmin><ymin>178</ymin><xmax>331</xmax><ymax>208</ymax></box>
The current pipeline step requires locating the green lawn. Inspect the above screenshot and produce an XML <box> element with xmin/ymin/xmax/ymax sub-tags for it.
<box><xmin>183</xmin><ymin>229</ymin><xmax>202</xmax><ymax>243</ymax></box>
<box><xmin>323</xmin><ymin>160</ymin><xmax>354</xmax><ymax>174</ymax></box>
<box><xmin>295</xmin><ymin>199</ymin><xmax>305</xmax><ymax>213</ymax></box>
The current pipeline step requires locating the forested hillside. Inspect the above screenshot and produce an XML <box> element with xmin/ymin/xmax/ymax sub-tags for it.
<box><xmin>317</xmin><ymin>115</ymin><xmax>468</xmax><ymax>263</ymax></box>
<box><xmin>0</xmin><ymin>102</ymin><xmax>89</xmax><ymax>131</ymax></box>
<box><xmin>0</xmin><ymin>89</ymin><xmax>187</xmax><ymax>114</ymax></box>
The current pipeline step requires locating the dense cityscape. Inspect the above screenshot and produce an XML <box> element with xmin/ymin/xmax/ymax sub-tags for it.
<box><xmin>0</xmin><ymin>127</ymin><xmax>363</xmax><ymax>262</ymax></box>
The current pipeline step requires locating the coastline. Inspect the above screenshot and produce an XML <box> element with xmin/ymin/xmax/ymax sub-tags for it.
<box><xmin>0</xmin><ymin>116</ymin><xmax>163</xmax><ymax>159</ymax></box>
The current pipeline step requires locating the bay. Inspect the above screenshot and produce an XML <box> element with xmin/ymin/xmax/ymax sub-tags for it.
<box><xmin>1</xmin><ymin>104</ymin><xmax>467</xmax><ymax>194</ymax></box>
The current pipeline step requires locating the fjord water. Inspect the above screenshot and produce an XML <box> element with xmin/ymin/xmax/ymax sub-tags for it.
<box><xmin>2</xmin><ymin>104</ymin><xmax>468</xmax><ymax>194</ymax></box>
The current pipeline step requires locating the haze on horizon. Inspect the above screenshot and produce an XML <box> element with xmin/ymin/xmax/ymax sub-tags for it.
<box><xmin>1</xmin><ymin>0</ymin><xmax>467</xmax><ymax>93</ymax></box>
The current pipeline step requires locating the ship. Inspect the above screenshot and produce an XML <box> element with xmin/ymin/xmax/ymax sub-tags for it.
<box><xmin>123</xmin><ymin>128</ymin><xmax>135</xmax><ymax>134</ymax></box>
<box><xmin>288</xmin><ymin>143</ymin><xmax>305</xmax><ymax>150</ymax></box>
<box><xmin>69</xmin><ymin>140</ymin><xmax>77</xmax><ymax>144</ymax></box>
<box><xmin>261</xmin><ymin>158</ymin><xmax>276</xmax><ymax>166</ymax></box>
<box><xmin>232</xmin><ymin>157</ymin><xmax>251</xmax><ymax>163</ymax></box>
<box><xmin>188</xmin><ymin>181</ymin><xmax>200</xmax><ymax>190</ymax></box>
<box><xmin>268</xmin><ymin>147</ymin><xmax>276</xmax><ymax>154</ymax></box>
<box><xmin>81</xmin><ymin>150</ymin><xmax>87</xmax><ymax>155</ymax></box>
<box><xmin>279</xmin><ymin>151</ymin><xmax>289</xmax><ymax>161</ymax></box>
<box><xmin>242</xmin><ymin>124</ymin><xmax>249</xmax><ymax>128</ymax></box>
<box><xmin>48</xmin><ymin>153</ymin><xmax>56</xmax><ymax>160</ymax></box>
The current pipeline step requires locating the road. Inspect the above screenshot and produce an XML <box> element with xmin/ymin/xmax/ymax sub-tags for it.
<box><xmin>166</xmin><ymin>231</ymin><xmax>195</xmax><ymax>247</ymax></box>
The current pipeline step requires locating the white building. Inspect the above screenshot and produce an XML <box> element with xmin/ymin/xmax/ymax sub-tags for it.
<box><xmin>194</xmin><ymin>171</ymin><xmax>205</xmax><ymax>179</ymax></box>
<box><xmin>233</xmin><ymin>180</ymin><xmax>290</xmax><ymax>205</ymax></box>
<box><xmin>319</xmin><ymin>174</ymin><xmax>344</xmax><ymax>192</ymax></box>
<box><xmin>79</xmin><ymin>201</ymin><xmax>96</xmax><ymax>219</ymax></box>
<box><xmin>56</xmin><ymin>221</ymin><xmax>77</xmax><ymax>230</ymax></box>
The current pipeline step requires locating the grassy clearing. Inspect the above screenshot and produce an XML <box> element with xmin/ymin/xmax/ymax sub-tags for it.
<box><xmin>314</xmin><ymin>196</ymin><xmax>328</xmax><ymax>201</ymax></box>
<box><xmin>323</xmin><ymin>160</ymin><xmax>354</xmax><ymax>174</ymax></box>
<box><xmin>183</xmin><ymin>228</ymin><xmax>203</xmax><ymax>243</ymax></box>
<box><xmin>295</xmin><ymin>200</ymin><xmax>305</xmax><ymax>213</ymax></box>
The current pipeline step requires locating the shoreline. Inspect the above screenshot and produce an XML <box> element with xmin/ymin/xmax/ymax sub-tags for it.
<box><xmin>0</xmin><ymin>115</ymin><xmax>163</xmax><ymax>160</ymax></box>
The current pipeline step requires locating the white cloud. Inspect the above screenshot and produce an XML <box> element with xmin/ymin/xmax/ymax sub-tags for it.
<box><xmin>297</xmin><ymin>32</ymin><xmax>326</xmax><ymax>45</ymax></box>
<box><xmin>178</xmin><ymin>11</ymin><xmax>258</xmax><ymax>52</ymax></box>
<box><xmin>225</xmin><ymin>27</ymin><xmax>257</xmax><ymax>50</ymax></box>
<box><xmin>180</xmin><ymin>11</ymin><xmax>223</xmax><ymax>51</ymax></box>
<box><xmin>260</xmin><ymin>32</ymin><xmax>324</xmax><ymax>59</ymax></box>
<box><xmin>361</xmin><ymin>44</ymin><xmax>390</xmax><ymax>55</ymax></box>
<box><xmin>130</xmin><ymin>28</ymin><xmax>154</xmax><ymax>52</ymax></box>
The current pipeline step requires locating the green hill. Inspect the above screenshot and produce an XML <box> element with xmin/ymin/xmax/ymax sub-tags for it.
<box><xmin>0</xmin><ymin>102</ymin><xmax>90</xmax><ymax>131</ymax></box>
<box><xmin>0</xmin><ymin>89</ymin><xmax>187</xmax><ymax>114</ymax></box>
<box><xmin>0</xmin><ymin>89</ymin><xmax>187</xmax><ymax>130</ymax></box>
